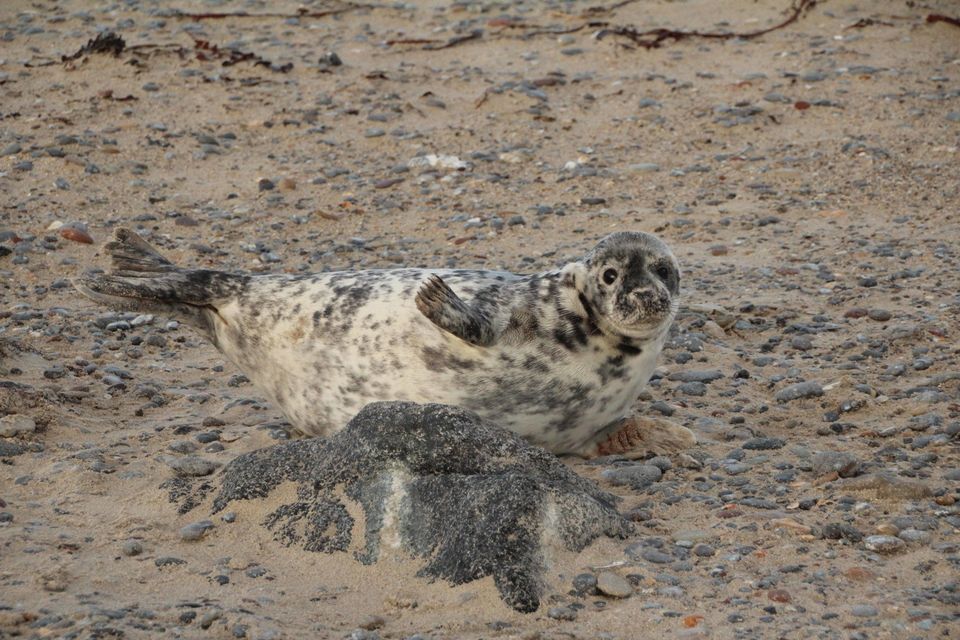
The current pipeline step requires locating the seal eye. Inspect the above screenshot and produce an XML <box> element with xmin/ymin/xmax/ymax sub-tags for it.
<box><xmin>602</xmin><ymin>268</ymin><xmax>618</xmax><ymax>285</ymax></box>
<box><xmin>655</xmin><ymin>264</ymin><xmax>671</xmax><ymax>281</ymax></box>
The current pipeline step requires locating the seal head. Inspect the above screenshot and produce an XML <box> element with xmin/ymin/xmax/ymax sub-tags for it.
<box><xmin>572</xmin><ymin>231</ymin><xmax>680</xmax><ymax>340</ymax></box>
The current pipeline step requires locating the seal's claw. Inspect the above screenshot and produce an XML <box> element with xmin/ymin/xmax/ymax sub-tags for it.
<box><xmin>593</xmin><ymin>415</ymin><xmax>696</xmax><ymax>460</ymax></box>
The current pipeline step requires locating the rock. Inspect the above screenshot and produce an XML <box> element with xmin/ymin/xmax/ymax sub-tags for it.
<box><xmin>121</xmin><ymin>540</ymin><xmax>143</xmax><ymax>556</ymax></box>
<box><xmin>677</xmin><ymin>381</ymin><xmax>708</xmax><ymax>396</ymax></box>
<box><xmin>547</xmin><ymin>606</ymin><xmax>577</xmax><ymax>621</ymax></box>
<box><xmin>596</xmin><ymin>571</ymin><xmax>632</xmax><ymax>598</ymax></box>
<box><xmin>180</xmin><ymin>520</ymin><xmax>215</xmax><ymax>541</ymax></box>
<box><xmin>775</xmin><ymin>381</ymin><xmax>823</xmax><ymax>403</ymax></box>
<box><xmin>811</xmin><ymin>451</ymin><xmax>861</xmax><ymax>478</ymax></box>
<box><xmin>198</xmin><ymin>402</ymin><xmax>629</xmax><ymax>612</ymax></box>
<box><xmin>863</xmin><ymin>535</ymin><xmax>905</xmax><ymax>553</ymax></box>
<box><xmin>599</xmin><ymin>464</ymin><xmax>662</xmax><ymax>489</ymax></box>
<box><xmin>0</xmin><ymin>414</ymin><xmax>36</xmax><ymax>438</ymax></box>
<box><xmin>572</xmin><ymin>572</ymin><xmax>597</xmax><ymax>595</ymax></box>
<box><xmin>155</xmin><ymin>556</ymin><xmax>187</xmax><ymax>567</ymax></box>
<box><xmin>837</xmin><ymin>473</ymin><xmax>933</xmax><ymax>500</ymax></box>
<box><xmin>742</xmin><ymin>437</ymin><xmax>785</xmax><ymax>450</ymax></box>
<box><xmin>851</xmin><ymin>605</ymin><xmax>878</xmax><ymax>617</ymax></box>
<box><xmin>165</xmin><ymin>456</ymin><xmax>220</xmax><ymax>477</ymax></box>
<box><xmin>667</xmin><ymin>370</ymin><xmax>723</xmax><ymax>383</ymax></box>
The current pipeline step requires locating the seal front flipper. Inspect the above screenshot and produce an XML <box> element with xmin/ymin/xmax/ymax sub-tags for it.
<box><xmin>415</xmin><ymin>274</ymin><xmax>498</xmax><ymax>346</ymax></box>
<box><xmin>73</xmin><ymin>228</ymin><xmax>247</xmax><ymax>339</ymax></box>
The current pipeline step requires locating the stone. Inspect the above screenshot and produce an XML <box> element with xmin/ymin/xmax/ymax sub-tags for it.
<box><xmin>0</xmin><ymin>414</ymin><xmax>36</xmax><ymax>438</ymax></box>
<box><xmin>599</xmin><ymin>464</ymin><xmax>662</xmax><ymax>489</ymax></box>
<box><xmin>742</xmin><ymin>437</ymin><xmax>786</xmax><ymax>450</ymax></box>
<box><xmin>863</xmin><ymin>535</ymin><xmax>905</xmax><ymax>553</ymax></box>
<box><xmin>572</xmin><ymin>572</ymin><xmax>597</xmax><ymax>595</ymax></box>
<box><xmin>811</xmin><ymin>451</ymin><xmax>861</xmax><ymax>478</ymax></box>
<box><xmin>190</xmin><ymin>402</ymin><xmax>629</xmax><ymax>613</ymax></box>
<box><xmin>596</xmin><ymin>571</ymin><xmax>632</xmax><ymax>598</ymax></box>
<box><xmin>121</xmin><ymin>540</ymin><xmax>143</xmax><ymax>556</ymax></box>
<box><xmin>180</xmin><ymin>520</ymin><xmax>215</xmax><ymax>541</ymax></box>
<box><xmin>165</xmin><ymin>456</ymin><xmax>220</xmax><ymax>477</ymax></box>
<box><xmin>775</xmin><ymin>381</ymin><xmax>823</xmax><ymax>403</ymax></box>
<box><xmin>838</xmin><ymin>473</ymin><xmax>933</xmax><ymax>500</ymax></box>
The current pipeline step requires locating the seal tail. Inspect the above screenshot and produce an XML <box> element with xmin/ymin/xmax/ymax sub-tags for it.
<box><xmin>73</xmin><ymin>228</ymin><xmax>246</xmax><ymax>337</ymax></box>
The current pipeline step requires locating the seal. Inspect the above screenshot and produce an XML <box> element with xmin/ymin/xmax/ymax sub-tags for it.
<box><xmin>74</xmin><ymin>228</ymin><xmax>694</xmax><ymax>458</ymax></box>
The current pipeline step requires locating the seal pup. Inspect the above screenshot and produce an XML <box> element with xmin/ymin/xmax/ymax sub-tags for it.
<box><xmin>74</xmin><ymin>228</ymin><xmax>694</xmax><ymax>458</ymax></box>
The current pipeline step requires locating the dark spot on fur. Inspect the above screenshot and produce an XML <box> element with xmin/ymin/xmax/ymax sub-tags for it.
<box><xmin>617</xmin><ymin>340</ymin><xmax>643</xmax><ymax>356</ymax></box>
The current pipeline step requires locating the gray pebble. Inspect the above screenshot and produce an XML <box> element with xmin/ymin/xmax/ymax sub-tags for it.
<box><xmin>155</xmin><ymin>556</ymin><xmax>187</xmax><ymax>567</ymax></box>
<box><xmin>547</xmin><ymin>606</ymin><xmax>577</xmax><ymax>621</ymax></box>
<box><xmin>180</xmin><ymin>520</ymin><xmax>215</xmax><ymax>541</ymax></box>
<box><xmin>165</xmin><ymin>456</ymin><xmax>220</xmax><ymax>477</ymax></box>
<box><xmin>811</xmin><ymin>451</ymin><xmax>861</xmax><ymax>477</ymax></box>
<box><xmin>667</xmin><ymin>369</ymin><xmax>723</xmax><ymax>383</ymax></box>
<box><xmin>863</xmin><ymin>535</ymin><xmax>905</xmax><ymax>553</ymax></box>
<box><xmin>851</xmin><ymin>604</ymin><xmax>878</xmax><ymax>617</ymax></box>
<box><xmin>600</xmin><ymin>464</ymin><xmax>662</xmax><ymax>489</ymax></box>
<box><xmin>742</xmin><ymin>437</ymin><xmax>785</xmax><ymax>450</ymax></box>
<box><xmin>639</xmin><ymin>548</ymin><xmax>673</xmax><ymax>564</ymax></box>
<box><xmin>121</xmin><ymin>539</ymin><xmax>143</xmax><ymax>556</ymax></box>
<box><xmin>677</xmin><ymin>381</ymin><xmax>708</xmax><ymax>396</ymax></box>
<box><xmin>596</xmin><ymin>571</ymin><xmax>632</xmax><ymax>598</ymax></box>
<box><xmin>775</xmin><ymin>381</ymin><xmax>823</xmax><ymax>402</ymax></box>
<box><xmin>572</xmin><ymin>572</ymin><xmax>597</xmax><ymax>595</ymax></box>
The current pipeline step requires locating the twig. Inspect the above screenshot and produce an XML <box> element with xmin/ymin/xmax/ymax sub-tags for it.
<box><xmin>580</xmin><ymin>0</ymin><xmax>640</xmax><ymax>16</ymax></box>
<box><xmin>927</xmin><ymin>13</ymin><xmax>960</xmax><ymax>28</ymax></box>
<box><xmin>170</xmin><ymin>4</ymin><xmax>371</xmax><ymax>20</ymax></box>
<box><xmin>597</xmin><ymin>0</ymin><xmax>817</xmax><ymax>49</ymax></box>
<box><xmin>844</xmin><ymin>18</ymin><xmax>894</xmax><ymax>30</ymax></box>
<box><xmin>423</xmin><ymin>29</ymin><xmax>483</xmax><ymax>50</ymax></box>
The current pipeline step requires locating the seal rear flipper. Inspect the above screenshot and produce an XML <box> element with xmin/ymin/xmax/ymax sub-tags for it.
<box><xmin>415</xmin><ymin>274</ymin><xmax>498</xmax><ymax>347</ymax></box>
<box><xmin>73</xmin><ymin>228</ymin><xmax>246</xmax><ymax>337</ymax></box>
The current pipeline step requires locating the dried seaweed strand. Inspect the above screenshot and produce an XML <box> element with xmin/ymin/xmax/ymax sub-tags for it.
<box><xmin>170</xmin><ymin>4</ymin><xmax>372</xmax><ymax>20</ymax></box>
<box><xmin>926</xmin><ymin>13</ymin><xmax>960</xmax><ymax>28</ymax></box>
<box><xmin>597</xmin><ymin>0</ymin><xmax>818</xmax><ymax>49</ymax></box>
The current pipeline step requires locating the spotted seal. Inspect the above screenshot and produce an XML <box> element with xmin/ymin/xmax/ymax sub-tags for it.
<box><xmin>74</xmin><ymin>228</ymin><xmax>694</xmax><ymax>457</ymax></box>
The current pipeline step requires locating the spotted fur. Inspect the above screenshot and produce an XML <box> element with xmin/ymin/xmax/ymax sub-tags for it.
<box><xmin>75</xmin><ymin>229</ymin><xmax>679</xmax><ymax>456</ymax></box>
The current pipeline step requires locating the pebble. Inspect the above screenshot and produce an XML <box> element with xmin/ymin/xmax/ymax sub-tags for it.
<box><xmin>742</xmin><ymin>437</ymin><xmax>785</xmax><ymax>450</ymax></box>
<box><xmin>180</xmin><ymin>520</ymin><xmax>215</xmax><ymax>541</ymax></box>
<box><xmin>600</xmin><ymin>464</ymin><xmax>662</xmax><ymax>489</ymax></box>
<box><xmin>165</xmin><ymin>456</ymin><xmax>220</xmax><ymax>477</ymax></box>
<box><xmin>547</xmin><ymin>606</ymin><xmax>577</xmax><ymax>621</ymax></box>
<box><xmin>775</xmin><ymin>381</ymin><xmax>823</xmax><ymax>402</ymax></box>
<box><xmin>851</xmin><ymin>605</ymin><xmax>878</xmax><ymax>617</ymax></box>
<box><xmin>677</xmin><ymin>381</ymin><xmax>708</xmax><ymax>396</ymax></box>
<box><xmin>867</xmin><ymin>309</ymin><xmax>892</xmax><ymax>321</ymax></box>
<box><xmin>667</xmin><ymin>369</ymin><xmax>723</xmax><ymax>383</ymax></box>
<box><xmin>121</xmin><ymin>540</ymin><xmax>143</xmax><ymax>556</ymax></box>
<box><xmin>572</xmin><ymin>573</ymin><xmax>597</xmax><ymax>595</ymax></box>
<box><xmin>0</xmin><ymin>414</ymin><xmax>36</xmax><ymax>438</ymax></box>
<box><xmin>155</xmin><ymin>556</ymin><xmax>187</xmax><ymax>567</ymax></box>
<box><xmin>811</xmin><ymin>451</ymin><xmax>861</xmax><ymax>477</ymax></box>
<box><xmin>596</xmin><ymin>572</ymin><xmax>632</xmax><ymax>598</ymax></box>
<box><xmin>863</xmin><ymin>535</ymin><xmax>905</xmax><ymax>553</ymax></box>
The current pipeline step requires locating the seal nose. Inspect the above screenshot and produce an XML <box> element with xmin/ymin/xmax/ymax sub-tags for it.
<box><xmin>630</xmin><ymin>287</ymin><xmax>670</xmax><ymax>313</ymax></box>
